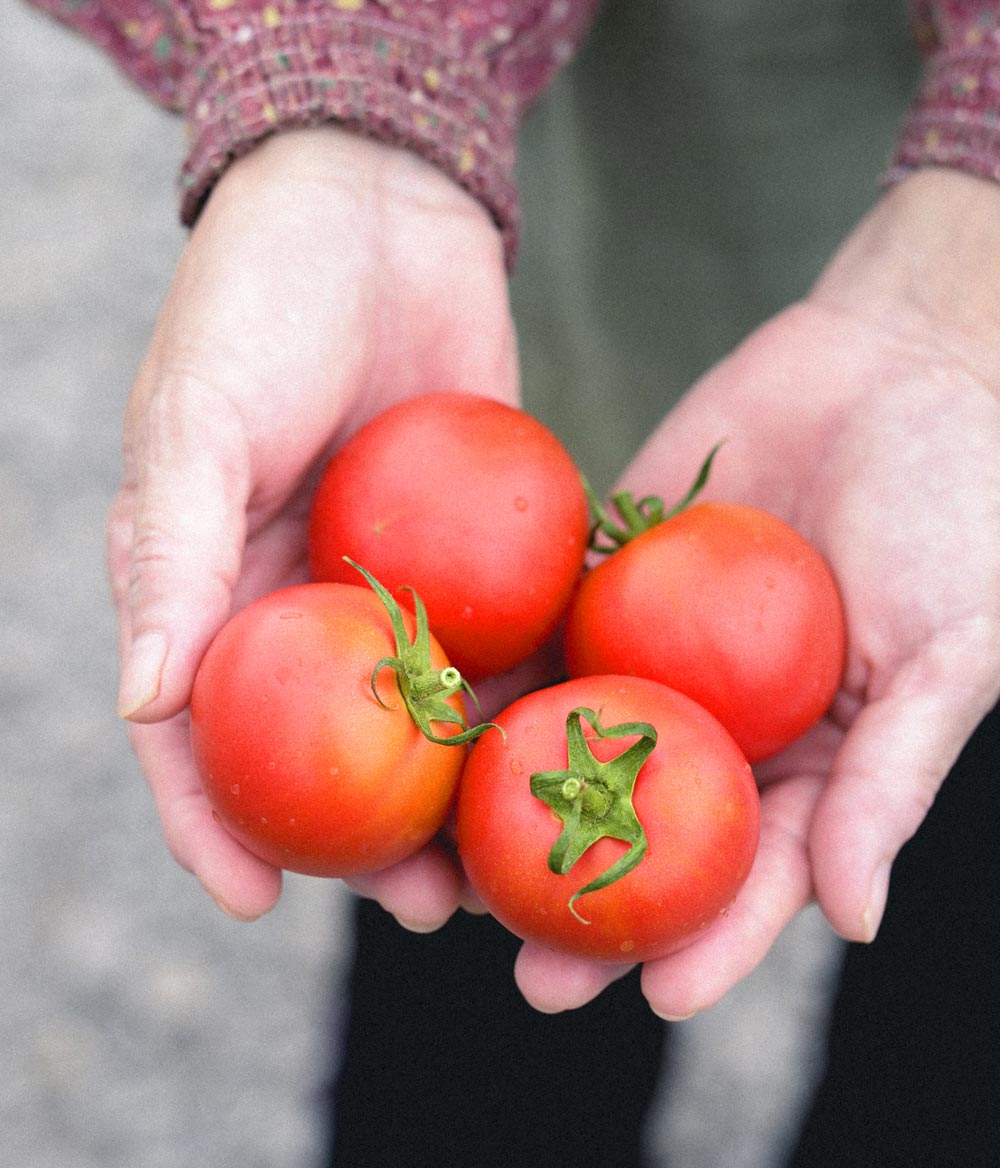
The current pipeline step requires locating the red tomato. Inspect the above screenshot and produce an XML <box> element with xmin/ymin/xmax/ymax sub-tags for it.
<box><xmin>456</xmin><ymin>675</ymin><xmax>759</xmax><ymax>963</ymax></box>
<box><xmin>565</xmin><ymin>503</ymin><xmax>845</xmax><ymax>762</ymax></box>
<box><xmin>308</xmin><ymin>392</ymin><xmax>589</xmax><ymax>679</ymax></box>
<box><xmin>190</xmin><ymin>582</ymin><xmax>472</xmax><ymax>877</ymax></box>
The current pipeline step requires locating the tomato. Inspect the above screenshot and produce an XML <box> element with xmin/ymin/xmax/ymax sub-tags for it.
<box><xmin>308</xmin><ymin>392</ymin><xmax>589</xmax><ymax>679</ymax></box>
<box><xmin>565</xmin><ymin>502</ymin><xmax>846</xmax><ymax>762</ymax></box>
<box><xmin>456</xmin><ymin>675</ymin><xmax>759</xmax><ymax>963</ymax></box>
<box><xmin>190</xmin><ymin>580</ymin><xmax>479</xmax><ymax>878</ymax></box>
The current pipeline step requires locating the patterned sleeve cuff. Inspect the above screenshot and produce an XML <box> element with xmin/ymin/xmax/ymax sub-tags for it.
<box><xmin>889</xmin><ymin>18</ymin><xmax>1000</xmax><ymax>187</ymax></box>
<box><xmin>178</xmin><ymin>15</ymin><xmax>520</xmax><ymax>265</ymax></box>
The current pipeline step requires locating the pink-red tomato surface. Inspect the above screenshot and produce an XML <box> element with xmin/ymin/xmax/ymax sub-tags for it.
<box><xmin>565</xmin><ymin>503</ymin><xmax>846</xmax><ymax>762</ymax></box>
<box><xmin>190</xmin><ymin>583</ymin><xmax>468</xmax><ymax>877</ymax></box>
<box><xmin>307</xmin><ymin>392</ymin><xmax>589</xmax><ymax>679</ymax></box>
<box><xmin>456</xmin><ymin>675</ymin><xmax>760</xmax><ymax>963</ymax></box>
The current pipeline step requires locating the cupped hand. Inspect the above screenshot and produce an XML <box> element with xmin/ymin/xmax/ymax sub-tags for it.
<box><xmin>513</xmin><ymin>168</ymin><xmax>1000</xmax><ymax>1016</ymax></box>
<box><xmin>107</xmin><ymin>127</ymin><xmax>519</xmax><ymax>921</ymax></box>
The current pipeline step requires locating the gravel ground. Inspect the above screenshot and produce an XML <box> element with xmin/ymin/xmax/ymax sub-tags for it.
<box><xmin>2</xmin><ymin>6</ymin><xmax>846</xmax><ymax>1166</ymax></box>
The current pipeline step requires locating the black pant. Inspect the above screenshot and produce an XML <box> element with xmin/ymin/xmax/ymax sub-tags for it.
<box><xmin>789</xmin><ymin>701</ymin><xmax>1000</xmax><ymax>1168</ymax></box>
<box><xmin>328</xmin><ymin>704</ymin><xmax>999</xmax><ymax>1168</ymax></box>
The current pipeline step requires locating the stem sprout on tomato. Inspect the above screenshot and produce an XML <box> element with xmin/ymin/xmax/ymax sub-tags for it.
<box><xmin>530</xmin><ymin>707</ymin><xmax>657</xmax><ymax>923</ymax></box>
<box><xmin>345</xmin><ymin>558</ymin><xmax>502</xmax><ymax>747</ymax></box>
<box><xmin>587</xmin><ymin>440</ymin><xmax>726</xmax><ymax>554</ymax></box>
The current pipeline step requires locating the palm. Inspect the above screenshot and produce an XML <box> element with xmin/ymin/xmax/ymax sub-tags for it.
<box><xmin>109</xmin><ymin>129</ymin><xmax>518</xmax><ymax>918</ymax></box>
<box><xmin>514</xmin><ymin>296</ymin><xmax>1000</xmax><ymax>1015</ymax></box>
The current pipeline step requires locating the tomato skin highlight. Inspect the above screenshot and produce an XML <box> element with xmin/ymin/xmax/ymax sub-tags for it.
<box><xmin>565</xmin><ymin>503</ymin><xmax>846</xmax><ymax>762</ymax></box>
<box><xmin>307</xmin><ymin>392</ymin><xmax>590</xmax><ymax>679</ymax></box>
<box><xmin>190</xmin><ymin>583</ymin><xmax>467</xmax><ymax>877</ymax></box>
<box><xmin>456</xmin><ymin>675</ymin><xmax>760</xmax><ymax>963</ymax></box>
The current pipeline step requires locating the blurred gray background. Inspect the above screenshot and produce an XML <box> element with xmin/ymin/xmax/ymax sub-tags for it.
<box><xmin>4</xmin><ymin>2</ymin><xmax>911</xmax><ymax>1165</ymax></box>
<box><xmin>3</xmin><ymin>5</ymin><xmax>352</xmax><ymax>1165</ymax></box>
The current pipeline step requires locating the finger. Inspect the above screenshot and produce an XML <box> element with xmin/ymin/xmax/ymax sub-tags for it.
<box><xmin>110</xmin><ymin>370</ymin><xmax>250</xmax><ymax>722</ymax></box>
<box><xmin>640</xmin><ymin>773</ymin><xmax>822</xmax><ymax>1020</ymax></box>
<box><xmin>458</xmin><ymin>884</ymin><xmax>490</xmax><ymax>915</ymax></box>
<box><xmin>513</xmin><ymin>943</ymin><xmax>635</xmax><ymax>1013</ymax></box>
<box><xmin>130</xmin><ymin>716</ymin><xmax>283</xmax><ymax>919</ymax></box>
<box><xmin>809</xmin><ymin>625</ymin><xmax>1000</xmax><ymax>941</ymax></box>
<box><xmin>345</xmin><ymin>843</ymin><xmax>465</xmax><ymax>933</ymax></box>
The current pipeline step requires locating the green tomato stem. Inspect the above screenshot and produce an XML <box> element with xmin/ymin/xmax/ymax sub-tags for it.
<box><xmin>345</xmin><ymin>558</ymin><xmax>500</xmax><ymax>747</ymax></box>
<box><xmin>530</xmin><ymin>707</ymin><xmax>658</xmax><ymax>923</ymax></box>
<box><xmin>587</xmin><ymin>440</ymin><xmax>725</xmax><ymax>555</ymax></box>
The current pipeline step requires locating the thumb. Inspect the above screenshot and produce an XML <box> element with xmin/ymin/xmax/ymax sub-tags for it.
<box><xmin>109</xmin><ymin>373</ymin><xmax>250</xmax><ymax>722</ymax></box>
<box><xmin>809</xmin><ymin>621</ymin><xmax>1000</xmax><ymax>941</ymax></box>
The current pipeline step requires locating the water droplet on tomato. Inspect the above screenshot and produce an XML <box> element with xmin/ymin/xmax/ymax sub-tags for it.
<box><xmin>509</xmin><ymin>758</ymin><xmax>524</xmax><ymax>776</ymax></box>
<box><xmin>230</xmin><ymin>784</ymin><xmax>240</xmax><ymax>796</ymax></box>
<box><xmin>514</xmin><ymin>496</ymin><xmax>529</xmax><ymax>512</ymax></box>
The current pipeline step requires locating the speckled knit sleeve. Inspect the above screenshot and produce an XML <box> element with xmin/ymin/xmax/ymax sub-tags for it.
<box><xmin>31</xmin><ymin>0</ymin><xmax>601</xmax><ymax>266</ymax></box>
<box><xmin>891</xmin><ymin>1</ymin><xmax>1000</xmax><ymax>184</ymax></box>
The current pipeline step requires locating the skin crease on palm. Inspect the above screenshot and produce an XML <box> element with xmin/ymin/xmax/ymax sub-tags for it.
<box><xmin>109</xmin><ymin>124</ymin><xmax>1000</xmax><ymax>1019</ymax></box>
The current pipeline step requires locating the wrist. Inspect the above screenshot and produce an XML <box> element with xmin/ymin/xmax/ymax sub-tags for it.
<box><xmin>196</xmin><ymin>124</ymin><xmax>508</xmax><ymax>294</ymax></box>
<box><xmin>811</xmin><ymin>167</ymin><xmax>1000</xmax><ymax>398</ymax></box>
<box><xmin>214</xmin><ymin>124</ymin><xmax>497</xmax><ymax>227</ymax></box>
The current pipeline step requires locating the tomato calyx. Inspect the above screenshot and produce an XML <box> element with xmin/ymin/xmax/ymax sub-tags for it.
<box><xmin>346</xmin><ymin>559</ymin><xmax>501</xmax><ymax>747</ymax></box>
<box><xmin>587</xmin><ymin>441</ymin><xmax>724</xmax><ymax>555</ymax></box>
<box><xmin>530</xmin><ymin>707</ymin><xmax>657</xmax><ymax>923</ymax></box>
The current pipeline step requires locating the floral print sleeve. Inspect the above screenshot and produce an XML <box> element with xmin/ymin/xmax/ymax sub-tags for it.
<box><xmin>30</xmin><ymin>0</ymin><xmax>601</xmax><ymax>265</ymax></box>
<box><xmin>891</xmin><ymin>1</ymin><xmax>1000</xmax><ymax>184</ymax></box>
<box><xmin>33</xmin><ymin>1</ymin><xmax>1000</xmax><ymax>259</ymax></box>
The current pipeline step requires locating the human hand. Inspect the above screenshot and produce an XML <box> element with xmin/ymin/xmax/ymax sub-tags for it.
<box><xmin>512</xmin><ymin>168</ymin><xmax>1000</xmax><ymax>1016</ymax></box>
<box><xmin>107</xmin><ymin>127</ymin><xmax>519</xmax><ymax>922</ymax></box>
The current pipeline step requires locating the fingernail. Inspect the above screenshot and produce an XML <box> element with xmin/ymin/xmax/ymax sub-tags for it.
<box><xmin>118</xmin><ymin>632</ymin><xmax>168</xmax><ymax>718</ymax></box>
<box><xmin>207</xmin><ymin>891</ymin><xmax>264</xmax><ymax>923</ymax></box>
<box><xmin>652</xmin><ymin>1010</ymin><xmax>695</xmax><ymax>1023</ymax></box>
<box><xmin>459</xmin><ymin>889</ymin><xmax>489</xmax><ymax>915</ymax></box>
<box><xmin>861</xmin><ymin>860</ymin><xmax>891</xmax><ymax>942</ymax></box>
<box><xmin>394</xmin><ymin>916</ymin><xmax>441</xmax><ymax>935</ymax></box>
